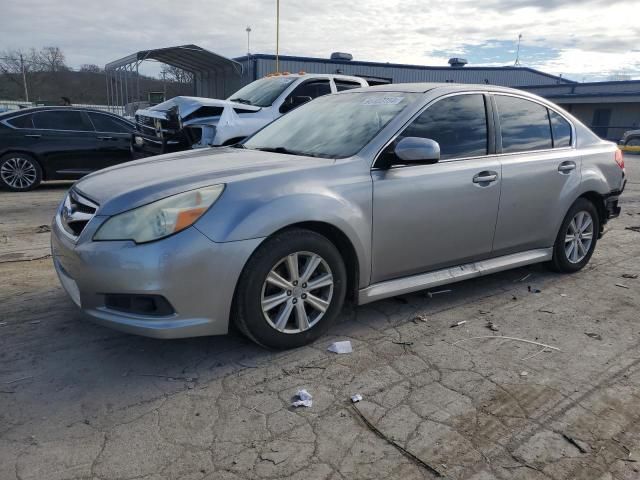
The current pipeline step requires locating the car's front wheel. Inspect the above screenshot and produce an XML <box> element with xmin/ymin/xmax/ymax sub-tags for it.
<box><xmin>550</xmin><ymin>198</ymin><xmax>599</xmax><ymax>273</ymax></box>
<box><xmin>0</xmin><ymin>153</ymin><xmax>42</xmax><ymax>191</ymax></box>
<box><xmin>233</xmin><ymin>229</ymin><xmax>347</xmax><ymax>349</ymax></box>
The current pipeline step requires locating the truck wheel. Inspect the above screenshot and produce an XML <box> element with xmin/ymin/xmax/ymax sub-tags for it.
<box><xmin>233</xmin><ymin>228</ymin><xmax>347</xmax><ymax>349</ymax></box>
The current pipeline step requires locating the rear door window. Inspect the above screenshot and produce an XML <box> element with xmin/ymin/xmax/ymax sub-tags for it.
<box><xmin>33</xmin><ymin>111</ymin><xmax>92</xmax><ymax>131</ymax></box>
<box><xmin>402</xmin><ymin>94</ymin><xmax>488</xmax><ymax>160</ymax></box>
<box><xmin>549</xmin><ymin>110</ymin><xmax>572</xmax><ymax>148</ymax></box>
<box><xmin>88</xmin><ymin>112</ymin><xmax>131</xmax><ymax>133</ymax></box>
<box><xmin>495</xmin><ymin>95</ymin><xmax>552</xmax><ymax>153</ymax></box>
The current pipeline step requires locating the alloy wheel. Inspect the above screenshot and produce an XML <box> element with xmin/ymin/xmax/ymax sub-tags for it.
<box><xmin>260</xmin><ymin>251</ymin><xmax>334</xmax><ymax>334</ymax></box>
<box><xmin>1</xmin><ymin>157</ymin><xmax>37</xmax><ymax>189</ymax></box>
<box><xmin>564</xmin><ymin>210</ymin><xmax>594</xmax><ymax>264</ymax></box>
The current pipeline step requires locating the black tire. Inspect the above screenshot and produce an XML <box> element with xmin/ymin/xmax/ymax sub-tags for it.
<box><xmin>233</xmin><ymin>228</ymin><xmax>347</xmax><ymax>349</ymax></box>
<box><xmin>549</xmin><ymin>198</ymin><xmax>600</xmax><ymax>273</ymax></box>
<box><xmin>0</xmin><ymin>153</ymin><xmax>42</xmax><ymax>191</ymax></box>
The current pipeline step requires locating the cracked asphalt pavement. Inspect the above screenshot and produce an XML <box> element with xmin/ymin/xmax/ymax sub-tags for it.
<box><xmin>1</xmin><ymin>158</ymin><xmax>640</xmax><ymax>480</ymax></box>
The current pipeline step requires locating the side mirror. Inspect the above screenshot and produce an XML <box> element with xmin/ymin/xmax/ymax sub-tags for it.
<box><xmin>393</xmin><ymin>137</ymin><xmax>440</xmax><ymax>164</ymax></box>
<box><xmin>280</xmin><ymin>95</ymin><xmax>312</xmax><ymax>113</ymax></box>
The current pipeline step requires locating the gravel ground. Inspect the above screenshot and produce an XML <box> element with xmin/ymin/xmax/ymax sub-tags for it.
<box><xmin>1</xmin><ymin>158</ymin><xmax>639</xmax><ymax>480</ymax></box>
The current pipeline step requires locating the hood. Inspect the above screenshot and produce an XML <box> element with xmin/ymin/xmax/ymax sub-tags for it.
<box><xmin>135</xmin><ymin>96</ymin><xmax>260</xmax><ymax>121</ymax></box>
<box><xmin>74</xmin><ymin>147</ymin><xmax>332</xmax><ymax>216</ymax></box>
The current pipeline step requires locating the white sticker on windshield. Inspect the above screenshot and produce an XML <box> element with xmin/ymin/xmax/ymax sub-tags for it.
<box><xmin>362</xmin><ymin>96</ymin><xmax>404</xmax><ymax>105</ymax></box>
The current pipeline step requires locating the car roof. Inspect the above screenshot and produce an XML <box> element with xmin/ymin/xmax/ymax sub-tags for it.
<box><xmin>340</xmin><ymin>82</ymin><xmax>533</xmax><ymax>96</ymax></box>
<box><xmin>260</xmin><ymin>73</ymin><xmax>365</xmax><ymax>82</ymax></box>
<box><xmin>0</xmin><ymin>106</ymin><xmax>124</xmax><ymax>118</ymax></box>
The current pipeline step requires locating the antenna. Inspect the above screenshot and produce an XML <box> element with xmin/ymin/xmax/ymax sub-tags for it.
<box><xmin>514</xmin><ymin>34</ymin><xmax>522</xmax><ymax>67</ymax></box>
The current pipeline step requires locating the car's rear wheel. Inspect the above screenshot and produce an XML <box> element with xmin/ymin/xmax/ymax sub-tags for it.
<box><xmin>0</xmin><ymin>153</ymin><xmax>42</xmax><ymax>191</ymax></box>
<box><xmin>550</xmin><ymin>198</ymin><xmax>599</xmax><ymax>273</ymax></box>
<box><xmin>233</xmin><ymin>228</ymin><xmax>347</xmax><ymax>349</ymax></box>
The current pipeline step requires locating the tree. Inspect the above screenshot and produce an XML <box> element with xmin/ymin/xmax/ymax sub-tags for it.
<box><xmin>160</xmin><ymin>64</ymin><xmax>193</xmax><ymax>84</ymax></box>
<box><xmin>0</xmin><ymin>48</ymin><xmax>39</xmax><ymax>100</ymax></box>
<box><xmin>34</xmin><ymin>46</ymin><xmax>67</xmax><ymax>72</ymax></box>
<box><xmin>79</xmin><ymin>64</ymin><xmax>101</xmax><ymax>73</ymax></box>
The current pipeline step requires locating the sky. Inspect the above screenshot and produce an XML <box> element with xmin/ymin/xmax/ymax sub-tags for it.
<box><xmin>2</xmin><ymin>0</ymin><xmax>640</xmax><ymax>82</ymax></box>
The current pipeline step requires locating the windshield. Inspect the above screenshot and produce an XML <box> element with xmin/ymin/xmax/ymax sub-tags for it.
<box><xmin>228</xmin><ymin>77</ymin><xmax>297</xmax><ymax>107</ymax></box>
<box><xmin>244</xmin><ymin>92</ymin><xmax>418</xmax><ymax>158</ymax></box>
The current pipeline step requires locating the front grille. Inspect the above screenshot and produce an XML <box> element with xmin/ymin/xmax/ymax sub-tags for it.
<box><xmin>60</xmin><ymin>190</ymin><xmax>98</xmax><ymax>238</ymax></box>
<box><xmin>135</xmin><ymin>114</ymin><xmax>180</xmax><ymax>135</ymax></box>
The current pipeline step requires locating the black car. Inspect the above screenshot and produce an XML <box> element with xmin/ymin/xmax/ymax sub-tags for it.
<box><xmin>0</xmin><ymin>107</ymin><xmax>135</xmax><ymax>191</ymax></box>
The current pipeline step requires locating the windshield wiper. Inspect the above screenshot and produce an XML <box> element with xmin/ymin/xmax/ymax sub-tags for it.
<box><xmin>253</xmin><ymin>146</ymin><xmax>296</xmax><ymax>155</ymax></box>
<box><xmin>249</xmin><ymin>146</ymin><xmax>330</xmax><ymax>158</ymax></box>
<box><xmin>229</xmin><ymin>97</ymin><xmax>253</xmax><ymax>105</ymax></box>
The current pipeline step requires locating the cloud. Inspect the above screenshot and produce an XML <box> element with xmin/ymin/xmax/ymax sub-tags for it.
<box><xmin>1</xmin><ymin>0</ymin><xmax>638</xmax><ymax>80</ymax></box>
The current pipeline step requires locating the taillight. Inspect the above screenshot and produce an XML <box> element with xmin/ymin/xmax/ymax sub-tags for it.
<box><xmin>614</xmin><ymin>149</ymin><xmax>625</xmax><ymax>169</ymax></box>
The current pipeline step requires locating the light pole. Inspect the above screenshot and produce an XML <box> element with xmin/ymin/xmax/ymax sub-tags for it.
<box><xmin>275</xmin><ymin>0</ymin><xmax>280</xmax><ymax>73</ymax></box>
<box><xmin>246</xmin><ymin>26</ymin><xmax>252</xmax><ymax>56</ymax></box>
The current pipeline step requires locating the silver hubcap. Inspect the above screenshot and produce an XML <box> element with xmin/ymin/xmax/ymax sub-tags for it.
<box><xmin>564</xmin><ymin>210</ymin><xmax>594</xmax><ymax>264</ymax></box>
<box><xmin>261</xmin><ymin>251</ymin><xmax>334</xmax><ymax>334</ymax></box>
<box><xmin>1</xmin><ymin>157</ymin><xmax>37</xmax><ymax>189</ymax></box>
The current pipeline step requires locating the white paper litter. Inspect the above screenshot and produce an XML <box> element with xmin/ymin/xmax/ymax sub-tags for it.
<box><xmin>291</xmin><ymin>389</ymin><xmax>313</xmax><ymax>408</ymax></box>
<box><xmin>327</xmin><ymin>341</ymin><xmax>352</xmax><ymax>354</ymax></box>
<box><xmin>351</xmin><ymin>394</ymin><xmax>363</xmax><ymax>403</ymax></box>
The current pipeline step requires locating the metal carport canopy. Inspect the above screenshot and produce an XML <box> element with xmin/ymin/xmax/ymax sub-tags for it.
<box><xmin>105</xmin><ymin>44</ymin><xmax>243</xmax><ymax>75</ymax></box>
<box><xmin>104</xmin><ymin>45</ymin><xmax>244</xmax><ymax>108</ymax></box>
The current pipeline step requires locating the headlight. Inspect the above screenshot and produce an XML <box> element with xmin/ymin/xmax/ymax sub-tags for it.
<box><xmin>94</xmin><ymin>185</ymin><xmax>224</xmax><ymax>243</ymax></box>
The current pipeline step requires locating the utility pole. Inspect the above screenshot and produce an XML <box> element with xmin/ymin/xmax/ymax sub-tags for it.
<box><xmin>246</xmin><ymin>26</ymin><xmax>252</xmax><ymax>56</ymax></box>
<box><xmin>20</xmin><ymin>53</ymin><xmax>29</xmax><ymax>102</ymax></box>
<box><xmin>275</xmin><ymin>0</ymin><xmax>280</xmax><ymax>73</ymax></box>
<box><xmin>514</xmin><ymin>34</ymin><xmax>522</xmax><ymax>67</ymax></box>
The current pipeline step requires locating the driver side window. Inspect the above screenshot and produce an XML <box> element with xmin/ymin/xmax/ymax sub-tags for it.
<box><xmin>402</xmin><ymin>94</ymin><xmax>488</xmax><ymax>160</ymax></box>
<box><xmin>280</xmin><ymin>80</ymin><xmax>331</xmax><ymax>113</ymax></box>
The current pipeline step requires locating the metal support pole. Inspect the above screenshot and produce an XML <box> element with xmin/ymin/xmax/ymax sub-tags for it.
<box><xmin>105</xmin><ymin>70</ymin><xmax>110</xmax><ymax>111</ymax></box>
<box><xmin>20</xmin><ymin>54</ymin><xmax>29</xmax><ymax>102</ymax></box>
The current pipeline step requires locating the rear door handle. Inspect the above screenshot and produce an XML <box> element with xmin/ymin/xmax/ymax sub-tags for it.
<box><xmin>24</xmin><ymin>134</ymin><xmax>41</xmax><ymax>138</ymax></box>
<box><xmin>473</xmin><ymin>171</ymin><xmax>498</xmax><ymax>184</ymax></box>
<box><xmin>558</xmin><ymin>161</ymin><xmax>576</xmax><ymax>173</ymax></box>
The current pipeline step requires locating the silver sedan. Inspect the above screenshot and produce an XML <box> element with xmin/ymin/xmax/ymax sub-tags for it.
<box><xmin>51</xmin><ymin>83</ymin><xmax>626</xmax><ymax>348</ymax></box>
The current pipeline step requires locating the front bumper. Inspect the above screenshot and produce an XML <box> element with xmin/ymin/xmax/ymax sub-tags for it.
<box><xmin>131</xmin><ymin>131</ymin><xmax>187</xmax><ymax>159</ymax></box>
<box><xmin>51</xmin><ymin>218</ymin><xmax>262</xmax><ymax>338</ymax></box>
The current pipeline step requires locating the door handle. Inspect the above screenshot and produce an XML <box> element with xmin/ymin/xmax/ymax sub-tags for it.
<box><xmin>98</xmin><ymin>136</ymin><xmax>113</xmax><ymax>140</ymax></box>
<box><xmin>24</xmin><ymin>134</ymin><xmax>41</xmax><ymax>138</ymax></box>
<box><xmin>473</xmin><ymin>171</ymin><xmax>498</xmax><ymax>184</ymax></box>
<box><xmin>558</xmin><ymin>161</ymin><xmax>576</xmax><ymax>173</ymax></box>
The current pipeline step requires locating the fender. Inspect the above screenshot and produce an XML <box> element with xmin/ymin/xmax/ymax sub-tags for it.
<box><xmin>195</xmin><ymin>164</ymin><xmax>374</xmax><ymax>289</ymax></box>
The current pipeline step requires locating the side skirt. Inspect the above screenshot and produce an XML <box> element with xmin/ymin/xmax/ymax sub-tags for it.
<box><xmin>358</xmin><ymin>248</ymin><xmax>553</xmax><ymax>305</ymax></box>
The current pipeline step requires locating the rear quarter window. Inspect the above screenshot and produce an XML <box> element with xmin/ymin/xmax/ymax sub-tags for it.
<box><xmin>549</xmin><ymin>110</ymin><xmax>572</xmax><ymax>148</ymax></box>
<box><xmin>6</xmin><ymin>114</ymin><xmax>34</xmax><ymax>129</ymax></box>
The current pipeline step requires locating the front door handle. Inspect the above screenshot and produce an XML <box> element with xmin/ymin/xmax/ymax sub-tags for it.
<box><xmin>558</xmin><ymin>161</ymin><xmax>576</xmax><ymax>173</ymax></box>
<box><xmin>473</xmin><ymin>171</ymin><xmax>498</xmax><ymax>184</ymax></box>
<box><xmin>98</xmin><ymin>136</ymin><xmax>114</xmax><ymax>140</ymax></box>
<box><xmin>24</xmin><ymin>134</ymin><xmax>41</xmax><ymax>138</ymax></box>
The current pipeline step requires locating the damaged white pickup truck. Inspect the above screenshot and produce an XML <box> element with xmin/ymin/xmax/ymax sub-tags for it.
<box><xmin>132</xmin><ymin>73</ymin><xmax>368</xmax><ymax>157</ymax></box>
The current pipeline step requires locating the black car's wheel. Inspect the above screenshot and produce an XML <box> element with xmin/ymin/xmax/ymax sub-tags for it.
<box><xmin>549</xmin><ymin>198</ymin><xmax>599</xmax><ymax>273</ymax></box>
<box><xmin>625</xmin><ymin>136</ymin><xmax>640</xmax><ymax>154</ymax></box>
<box><xmin>233</xmin><ymin>228</ymin><xmax>347</xmax><ymax>349</ymax></box>
<box><xmin>0</xmin><ymin>153</ymin><xmax>42</xmax><ymax>191</ymax></box>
